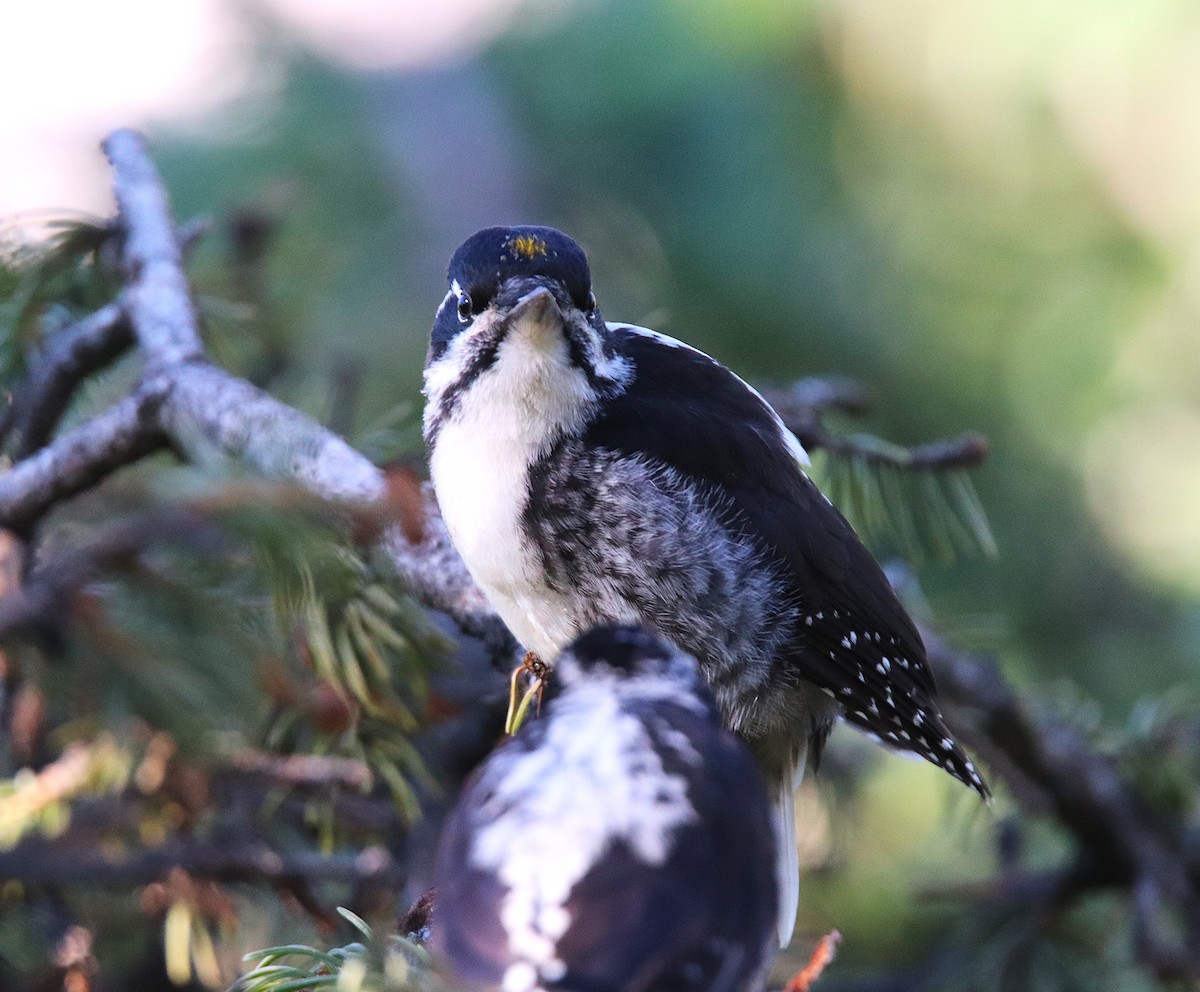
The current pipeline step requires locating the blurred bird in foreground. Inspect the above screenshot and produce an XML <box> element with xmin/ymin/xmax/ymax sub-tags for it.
<box><xmin>432</xmin><ymin>625</ymin><xmax>778</xmax><ymax>992</ymax></box>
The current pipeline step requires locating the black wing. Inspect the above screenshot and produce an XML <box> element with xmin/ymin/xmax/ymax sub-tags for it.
<box><xmin>587</xmin><ymin>326</ymin><xmax>987</xmax><ymax>796</ymax></box>
<box><xmin>431</xmin><ymin>733</ymin><xmax>541</xmax><ymax>989</ymax></box>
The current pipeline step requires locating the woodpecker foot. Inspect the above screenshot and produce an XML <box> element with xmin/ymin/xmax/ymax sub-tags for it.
<box><xmin>782</xmin><ymin>930</ymin><xmax>842</xmax><ymax>992</ymax></box>
<box><xmin>504</xmin><ymin>651</ymin><xmax>550</xmax><ymax>734</ymax></box>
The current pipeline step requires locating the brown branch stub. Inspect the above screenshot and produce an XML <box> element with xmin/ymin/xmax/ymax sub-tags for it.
<box><xmin>782</xmin><ymin>930</ymin><xmax>843</xmax><ymax>992</ymax></box>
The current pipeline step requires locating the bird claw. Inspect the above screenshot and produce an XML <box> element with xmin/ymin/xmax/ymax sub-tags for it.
<box><xmin>504</xmin><ymin>651</ymin><xmax>549</xmax><ymax>734</ymax></box>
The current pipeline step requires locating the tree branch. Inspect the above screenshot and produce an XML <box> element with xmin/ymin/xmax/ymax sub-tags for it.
<box><xmin>102</xmin><ymin>129</ymin><xmax>204</xmax><ymax>373</ymax></box>
<box><xmin>101</xmin><ymin>130</ymin><xmax>507</xmax><ymax>651</ymax></box>
<box><xmin>924</xmin><ymin>625</ymin><xmax>1200</xmax><ymax>980</ymax></box>
<box><xmin>0</xmin><ymin>387</ymin><xmax>167</xmax><ymax>534</ymax></box>
<box><xmin>10</xmin><ymin>299</ymin><xmax>135</xmax><ymax>459</ymax></box>
<box><xmin>760</xmin><ymin>380</ymin><xmax>989</xmax><ymax>471</ymax></box>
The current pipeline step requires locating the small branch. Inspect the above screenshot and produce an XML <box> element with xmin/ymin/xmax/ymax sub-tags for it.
<box><xmin>811</xmin><ymin>428</ymin><xmax>987</xmax><ymax>471</ymax></box>
<box><xmin>102</xmin><ymin>129</ymin><xmax>204</xmax><ymax>372</ymax></box>
<box><xmin>228</xmin><ymin>750</ymin><xmax>373</xmax><ymax>790</ymax></box>
<box><xmin>0</xmin><ymin>387</ymin><xmax>168</xmax><ymax>534</ymax></box>
<box><xmin>11</xmin><ymin>299</ymin><xmax>135</xmax><ymax>458</ymax></box>
<box><xmin>764</xmin><ymin>377</ymin><xmax>872</xmax><ymax>418</ymax></box>
<box><xmin>759</xmin><ymin>381</ymin><xmax>989</xmax><ymax>471</ymax></box>
<box><xmin>0</xmin><ymin>833</ymin><xmax>404</xmax><ymax>889</ymax></box>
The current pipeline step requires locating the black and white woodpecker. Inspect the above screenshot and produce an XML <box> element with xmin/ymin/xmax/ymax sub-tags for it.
<box><xmin>423</xmin><ymin>225</ymin><xmax>989</xmax><ymax>944</ymax></box>
<box><xmin>432</xmin><ymin>624</ymin><xmax>778</xmax><ymax>992</ymax></box>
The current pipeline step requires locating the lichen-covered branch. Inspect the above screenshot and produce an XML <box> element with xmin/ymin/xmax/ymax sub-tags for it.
<box><xmin>102</xmin><ymin>130</ymin><xmax>205</xmax><ymax>372</ymax></box>
<box><xmin>0</xmin><ymin>130</ymin><xmax>495</xmax><ymax>647</ymax></box>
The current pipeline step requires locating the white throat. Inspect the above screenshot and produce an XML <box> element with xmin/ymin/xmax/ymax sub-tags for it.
<box><xmin>424</xmin><ymin>310</ymin><xmax>625</xmax><ymax>655</ymax></box>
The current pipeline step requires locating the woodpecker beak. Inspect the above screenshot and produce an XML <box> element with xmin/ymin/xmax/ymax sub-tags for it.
<box><xmin>506</xmin><ymin>285</ymin><xmax>565</xmax><ymax>350</ymax></box>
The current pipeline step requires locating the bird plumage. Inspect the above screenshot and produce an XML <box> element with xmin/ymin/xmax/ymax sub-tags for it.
<box><xmin>432</xmin><ymin>625</ymin><xmax>778</xmax><ymax>992</ymax></box>
<box><xmin>424</xmin><ymin>225</ymin><xmax>988</xmax><ymax>946</ymax></box>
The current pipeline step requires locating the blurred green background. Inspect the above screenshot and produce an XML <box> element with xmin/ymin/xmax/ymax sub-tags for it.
<box><xmin>4</xmin><ymin>0</ymin><xmax>1200</xmax><ymax>988</ymax></box>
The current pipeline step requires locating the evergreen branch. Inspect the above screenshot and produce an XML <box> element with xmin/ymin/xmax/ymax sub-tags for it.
<box><xmin>759</xmin><ymin>380</ymin><xmax>989</xmax><ymax>473</ymax></box>
<box><xmin>758</xmin><ymin>381</ymin><xmax>995</xmax><ymax>559</ymax></box>
<box><xmin>921</xmin><ymin>625</ymin><xmax>1200</xmax><ymax>983</ymax></box>
<box><xmin>100</xmin><ymin>129</ymin><xmax>508</xmax><ymax>650</ymax></box>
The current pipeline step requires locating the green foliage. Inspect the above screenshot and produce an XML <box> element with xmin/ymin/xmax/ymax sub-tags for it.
<box><xmin>812</xmin><ymin>446</ymin><xmax>997</xmax><ymax>563</ymax></box>
<box><xmin>0</xmin><ymin>216</ymin><xmax>120</xmax><ymax>385</ymax></box>
<box><xmin>237</xmin><ymin>910</ymin><xmax>444</xmax><ymax>992</ymax></box>
<box><xmin>264</xmin><ymin>549</ymin><xmax>450</xmax><ymax>820</ymax></box>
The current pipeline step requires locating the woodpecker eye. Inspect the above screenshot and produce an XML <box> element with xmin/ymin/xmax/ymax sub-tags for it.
<box><xmin>457</xmin><ymin>294</ymin><xmax>473</xmax><ymax>323</ymax></box>
<box><xmin>584</xmin><ymin>291</ymin><xmax>598</xmax><ymax>313</ymax></box>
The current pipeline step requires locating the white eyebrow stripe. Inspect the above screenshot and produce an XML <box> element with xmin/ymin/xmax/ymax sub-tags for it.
<box><xmin>609</xmin><ymin>322</ymin><xmax>811</xmax><ymax>467</ymax></box>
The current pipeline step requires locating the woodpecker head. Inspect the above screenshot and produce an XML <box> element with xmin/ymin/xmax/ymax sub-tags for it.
<box><xmin>423</xmin><ymin>226</ymin><xmax>628</xmax><ymax>445</ymax></box>
<box><xmin>553</xmin><ymin>624</ymin><xmax>706</xmax><ymax>696</ymax></box>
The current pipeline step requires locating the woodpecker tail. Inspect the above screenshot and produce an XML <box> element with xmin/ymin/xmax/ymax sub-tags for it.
<box><xmin>774</xmin><ymin>751</ymin><xmax>805</xmax><ymax>948</ymax></box>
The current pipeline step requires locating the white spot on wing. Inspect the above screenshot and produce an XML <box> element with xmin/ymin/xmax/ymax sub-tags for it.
<box><xmin>502</xmin><ymin>962</ymin><xmax>537</xmax><ymax>992</ymax></box>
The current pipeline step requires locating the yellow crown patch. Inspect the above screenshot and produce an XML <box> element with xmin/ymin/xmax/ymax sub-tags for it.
<box><xmin>510</xmin><ymin>234</ymin><xmax>547</xmax><ymax>260</ymax></box>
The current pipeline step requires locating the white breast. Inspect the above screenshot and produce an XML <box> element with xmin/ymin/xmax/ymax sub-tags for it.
<box><xmin>427</xmin><ymin>326</ymin><xmax>602</xmax><ymax>657</ymax></box>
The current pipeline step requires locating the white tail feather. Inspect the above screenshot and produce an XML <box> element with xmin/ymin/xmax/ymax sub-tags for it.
<box><xmin>774</xmin><ymin>751</ymin><xmax>806</xmax><ymax>947</ymax></box>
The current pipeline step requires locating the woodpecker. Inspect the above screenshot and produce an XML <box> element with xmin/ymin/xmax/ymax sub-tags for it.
<box><xmin>423</xmin><ymin>225</ymin><xmax>989</xmax><ymax>944</ymax></box>
<box><xmin>432</xmin><ymin>624</ymin><xmax>778</xmax><ymax>992</ymax></box>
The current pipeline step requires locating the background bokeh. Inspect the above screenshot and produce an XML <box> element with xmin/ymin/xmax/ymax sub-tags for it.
<box><xmin>4</xmin><ymin>0</ymin><xmax>1200</xmax><ymax>988</ymax></box>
